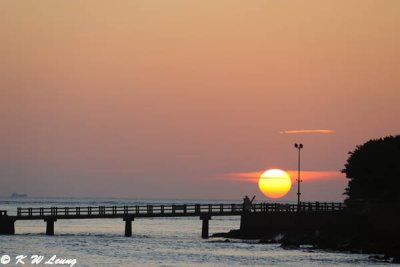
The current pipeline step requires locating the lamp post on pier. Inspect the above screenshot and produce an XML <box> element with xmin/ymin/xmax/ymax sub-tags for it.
<box><xmin>294</xmin><ymin>143</ymin><xmax>303</xmax><ymax>210</ymax></box>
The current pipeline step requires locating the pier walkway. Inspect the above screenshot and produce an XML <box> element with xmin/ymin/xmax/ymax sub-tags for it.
<box><xmin>0</xmin><ymin>202</ymin><xmax>344</xmax><ymax>238</ymax></box>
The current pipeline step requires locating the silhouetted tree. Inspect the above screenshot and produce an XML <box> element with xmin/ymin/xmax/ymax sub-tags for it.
<box><xmin>342</xmin><ymin>135</ymin><xmax>400</xmax><ymax>203</ymax></box>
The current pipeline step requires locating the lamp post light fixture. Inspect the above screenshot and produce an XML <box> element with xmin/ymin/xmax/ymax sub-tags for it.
<box><xmin>294</xmin><ymin>143</ymin><xmax>303</xmax><ymax>209</ymax></box>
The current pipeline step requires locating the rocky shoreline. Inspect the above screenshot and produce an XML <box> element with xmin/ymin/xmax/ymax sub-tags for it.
<box><xmin>212</xmin><ymin>228</ymin><xmax>400</xmax><ymax>264</ymax></box>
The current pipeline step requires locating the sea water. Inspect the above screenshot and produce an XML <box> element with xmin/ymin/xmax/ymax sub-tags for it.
<box><xmin>0</xmin><ymin>197</ymin><xmax>394</xmax><ymax>266</ymax></box>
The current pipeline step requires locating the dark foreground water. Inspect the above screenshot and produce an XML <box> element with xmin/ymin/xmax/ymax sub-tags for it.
<box><xmin>0</xmin><ymin>197</ymin><xmax>394</xmax><ymax>266</ymax></box>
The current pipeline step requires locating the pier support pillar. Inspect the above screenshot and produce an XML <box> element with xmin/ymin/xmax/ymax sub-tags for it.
<box><xmin>45</xmin><ymin>218</ymin><xmax>57</xmax><ymax>236</ymax></box>
<box><xmin>200</xmin><ymin>215</ymin><xmax>211</xmax><ymax>239</ymax></box>
<box><xmin>0</xmin><ymin>213</ymin><xmax>15</xmax><ymax>235</ymax></box>
<box><xmin>123</xmin><ymin>216</ymin><xmax>134</xmax><ymax>237</ymax></box>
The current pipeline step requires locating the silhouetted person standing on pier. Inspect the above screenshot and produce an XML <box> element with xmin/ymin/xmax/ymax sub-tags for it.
<box><xmin>243</xmin><ymin>195</ymin><xmax>255</xmax><ymax>212</ymax></box>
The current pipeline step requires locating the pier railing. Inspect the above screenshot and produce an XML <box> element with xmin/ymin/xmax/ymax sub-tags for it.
<box><xmin>15</xmin><ymin>202</ymin><xmax>344</xmax><ymax>218</ymax></box>
<box><xmin>252</xmin><ymin>202</ymin><xmax>344</xmax><ymax>212</ymax></box>
<box><xmin>16</xmin><ymin>204</ymin><xmax>244</xmax><ymax>218</ymax></box>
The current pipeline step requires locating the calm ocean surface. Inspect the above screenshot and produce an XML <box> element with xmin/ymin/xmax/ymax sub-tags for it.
<box><xmin>0</xmin><ymin>197</ymin><xmax>394</xmax><ymax>266</ymax></box>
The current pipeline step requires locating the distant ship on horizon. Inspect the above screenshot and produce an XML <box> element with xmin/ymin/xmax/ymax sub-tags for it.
<box><xmin>10</xmin><ymin>192</ymin><xmax>27</xmax><ymax>198</ymax></box>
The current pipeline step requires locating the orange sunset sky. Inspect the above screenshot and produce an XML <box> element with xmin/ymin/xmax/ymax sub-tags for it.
<box><xmin>1</xmin><ymin>1</ymin><xmax>399</xmax><ymax>201</ymax></box>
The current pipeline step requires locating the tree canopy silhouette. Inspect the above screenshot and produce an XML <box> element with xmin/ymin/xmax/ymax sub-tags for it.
<box><xmin>342</xmin><ymin>135</ymin><xmax>400</xmax><ymax>203</ymax></box>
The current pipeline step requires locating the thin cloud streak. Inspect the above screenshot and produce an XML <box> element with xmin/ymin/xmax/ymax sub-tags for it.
<box><xmin>281</xmin><ymin>129</ymin><xmax>335</xmax><ymax>134</ymax></box>
<box><xmin>222</xmin><ymin>170</ymin><xmax>345</xmax><ymax>183</ymax></box>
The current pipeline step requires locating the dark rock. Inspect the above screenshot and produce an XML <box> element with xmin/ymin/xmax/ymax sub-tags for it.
<box><xmin>212</xmin><ymin>232</ymin><xmax>229</xmax><ymax>238</ymax></box>
<box><xmin>392</xmin><ymin>257</ymin><xmax>400</xmax><ymax>264</ymax></box>
<box><xmin>212</xmin><ymin>229</ymin><xmax>241</xmax><ymax>239</ymax></box>
<box><xmin>280</xmin><ymin>239</ymin><xmax>300</xmax><ymax>249</ymax></box>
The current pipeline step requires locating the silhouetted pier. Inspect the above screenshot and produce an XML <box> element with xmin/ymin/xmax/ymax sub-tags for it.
<box><xmin>0</xmin><ymin>202</ymin><xmax>344</xmax><ymax>238</ymax></box>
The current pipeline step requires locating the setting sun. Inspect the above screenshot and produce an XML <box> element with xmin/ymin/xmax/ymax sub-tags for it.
<box><xmin>258</xmin><ymin>169</ymin><xmax>292</xmax><ymax>199</ymax></box>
